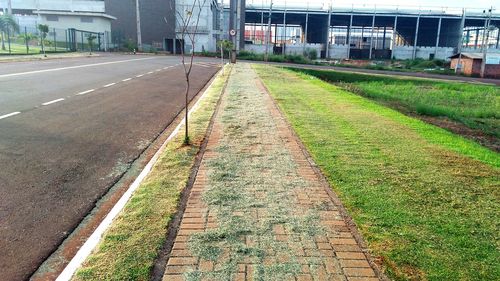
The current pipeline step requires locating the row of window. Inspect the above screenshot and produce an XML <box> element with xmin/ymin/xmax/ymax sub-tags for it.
<box><xmin>46</xmin><ymin>15</ymin><xmax>94</xmax><ymax>23</ymax></box>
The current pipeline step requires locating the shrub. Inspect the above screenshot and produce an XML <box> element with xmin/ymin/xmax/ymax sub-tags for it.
<box><xmin>285</xmin><ymin>54</ymin><xmax>309</xmax><ymax>64</ymax></box>
<box><xmin>303</xmin><ymin>48</ymin><xmax>317</xmax><ymax>60</ymax></box>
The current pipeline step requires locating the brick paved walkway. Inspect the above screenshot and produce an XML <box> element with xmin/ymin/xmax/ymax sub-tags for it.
<box><xmin>163</xmin><ymin>64</ymin><xmax>380</xmax><ymax>281</ymax></box>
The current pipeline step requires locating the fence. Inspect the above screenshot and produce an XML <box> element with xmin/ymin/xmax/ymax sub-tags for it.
<box><xmin>0</xmin><ymin>25</ymin><xmax>108</xmax><ymax>55</ymax></box>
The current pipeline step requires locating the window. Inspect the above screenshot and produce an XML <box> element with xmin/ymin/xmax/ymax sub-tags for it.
<box><xmin>46</xmin><ymin>15</ymin><xmax>59</xmax><ymax>21</ymax></box>
<box><xmin>80</xmin><ymin>17</ymin><xmax>93</xmax><ymax>23</ymax></box>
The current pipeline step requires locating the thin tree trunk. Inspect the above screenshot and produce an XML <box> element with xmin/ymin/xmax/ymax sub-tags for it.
<box><xmin>1</xmin><ymin>32</ymin><xmax>5</xmax><ymax>51</ymax></box>
<box><xmin>185</xmin><ymin>76</ymin><xmax>189</xmax><ymax>144</ymax></box>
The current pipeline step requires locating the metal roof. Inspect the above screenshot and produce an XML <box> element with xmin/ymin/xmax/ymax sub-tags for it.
<box><xmin>450</xmin><ymin>52</ymin><xmax>484</xmax><ymax>59</ymax></box>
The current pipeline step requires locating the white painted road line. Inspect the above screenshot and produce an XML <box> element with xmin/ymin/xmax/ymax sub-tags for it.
<box><xmin>103</xmin><ymin>83</ymin><xmax>116</xmax><ymax>88</ymax></box>
<box><xmin>42</xmin><ymin>98</ymin><xmax>65</xmax><ymax>106</ymax></box>
<box><xmin>0</xmin><ymin>57</ymin><xmax>156</xmax><ymax>78</ymax></box>
<box><xmin>0</xmin><ymin>111</ymin><xmax>21</xmax><ymax>120</ymax></box>
<box><xmin>76</xmin><ymin>89</ymin><xmax>95</xmax><ymax>96</ymax></box>
<box><xmin>147</xmin><ymin>71</ymin><xmax>154</xmax><ymax>74</ymax></box>
<box><xmin>156</xmin><ymin>69</ymin><xmax>162</xmax><ymax>72</ymax></box>
<box><xmin>122</xmin><ymin>78</ymin><xmax>132</xmax><ymax>82</ymax></box>
<box><xmin>136</xmin><ymin>74</ymin><xmax>144</xmax><ymax>78</ymax></box>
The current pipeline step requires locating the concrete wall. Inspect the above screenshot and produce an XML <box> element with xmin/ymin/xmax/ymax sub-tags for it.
<box><xmin>393</xmin><ymin>46</ymin><xmax>455</xmax><ymax>60</ymax></box>
<box><xmin>285</xmin><ymin>43</ymin><xmax>323</xmax><ymax>56</ymax></box>
<box><xmin>462</xmin><ymin>47</ymin><xmax>500</xmax><ymax>54</ymax></box>
<box><xmin>41</xmin><ymin>14</ymin><xmax>111</xmax><ymax>34</ymax></box>
<box><xmin>243</xmin><ymin>43</ymin><xmax>323</xmax><ymax>57</ymax></box>
<box><xmin>244</xmin><ymin>44</ymin><xmax>266</xmax><ymax>53</ymax></box>
<box><xmin>328</xmin><ymin>44</ymin><xmax>348</xmax><ymax>59</ymax></box>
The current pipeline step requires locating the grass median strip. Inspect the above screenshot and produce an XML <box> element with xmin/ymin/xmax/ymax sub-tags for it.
<box><xmin>254</xmin><ymin>64</ymin><xmax>499</xmax><ymax>281</ymax></box>
<box><xmin>73</xmin><ymin>66</ymin><xmax>229</xmax><ymax>281</ymax></box>
<box><xmin>289</xmin><ymin>68</ymin><xmax>500</xmax><ymax>140</ymax></box>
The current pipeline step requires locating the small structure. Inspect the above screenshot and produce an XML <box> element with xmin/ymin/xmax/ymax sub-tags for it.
<box><xmin>450</xmin><ymin>52</ymin><xmax>500</xmax><ymax>78</ymax></box>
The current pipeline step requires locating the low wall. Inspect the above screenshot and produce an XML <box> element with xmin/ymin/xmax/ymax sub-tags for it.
<box><xmin>392</xmin><ymin>46</ymin><xmax>455</xmax><ymax>60</ymax></box>
<box><xmin>328</xmin><ymin>44</ymin><xmax>349</xmax><ymax>59</ymax></box>
<box><xmin>244</xmin><ymin>43</ymin><xmax>324</xmax><ymax>58</ymax></box>
<box><xmin>284</xmin><ymin>44</ymin><xmax>323</xmax><ymax>56</ymax></box>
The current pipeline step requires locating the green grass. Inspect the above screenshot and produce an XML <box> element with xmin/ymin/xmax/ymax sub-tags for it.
<box><xmin>0</xmin><ymin>42</ymin><xmax>72</xmax><ymax>55</ymax></box>
<box><xmin>254</xmin><ymin>65</ymin><xmax>500</xmax><ymax>281</ymax></box>
<box><xmin>73</xmin><ymin>66</ymin><xmax>229</xmax><ymax>281</ymax></box>
<box><xmin>237</xmin><ymin>50</ymin><xmax>312</xmax><ymax>64</ymax></box>
<box><xmin>288</xmin><ymin>68</ymin><xmax>500</xmax><ymax>138</ymax></box>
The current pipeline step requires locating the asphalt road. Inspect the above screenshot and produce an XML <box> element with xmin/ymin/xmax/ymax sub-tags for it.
<box><xmin>0</xmin><ymin>54</ymin><xmax>220</xmax><ymax>281</ymax></box>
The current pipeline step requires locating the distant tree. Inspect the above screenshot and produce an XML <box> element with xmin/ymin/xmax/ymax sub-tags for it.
<box><xmin>87</xmin><ymin>33</ymin><xmax>97</xmax><ymax>54</ymax></box>
<box><xmin>38</xmin><ymin>24</ymin><xmax>49</xmax><ymax>57</ymax></box>
<box><xmin>0</xmin><ymin>14</ymin><xmax>19</xmax><ymax>51</ymax></box>
<box><xmin>218</xmin><ymin>39</ymin><xmax>233</xmax><ymax>60</ymax></box>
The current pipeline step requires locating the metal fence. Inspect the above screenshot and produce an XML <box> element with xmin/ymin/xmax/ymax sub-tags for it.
<box><xmin>0</xmin><ymin>25</ymin><xmax>109</xmax><ymax>55</ymax></box>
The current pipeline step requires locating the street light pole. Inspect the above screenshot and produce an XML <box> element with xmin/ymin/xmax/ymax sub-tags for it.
<box><xmin>220</xmin><ymin>0</ymin><xmax>224</xmax><ymax>73</ymax></box>
<box><xmin>480</xmin><ymin>7</ymin><xmax>493</xmax><ymax>78</ymax></box>
<box><xmin>136</xmin><ymin>0</ymin><xmax>143</xmax><ymax>51</ymax></box>
<box><xmin>264</xmin><ymin>0</ymin><xmax>273</xmax><ymax>62</ymax></box>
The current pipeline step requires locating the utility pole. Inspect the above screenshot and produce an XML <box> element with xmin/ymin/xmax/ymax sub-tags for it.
<box><xmin>220</xmin><ymin>0</ymin><xmax>224</xmax><ymax>72</ymax></box>
<box><xmin>135</xmin><ymin>0</ymin><xmax>142</xmax><ymax>51</ymax></box>
<box><xmin>480</xmin><ymin>7</ymin><xmax>493</xmax><ymax>78</ymax></box>
<box><xmin>264</xmin><ymin>0</ymin><xmax>273</xmax><ymax>62</ymax></box>
<box><xmin>455</xmin><ymin>8</ymin><xmax>466</xmax><ymax>74</ymax></box>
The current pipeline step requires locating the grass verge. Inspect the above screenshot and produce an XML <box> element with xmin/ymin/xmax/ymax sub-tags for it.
<box><xmin>73</xmin><ymin>66</ymin><xmax>229</xmax><ymax>281</ymax></box>
<box><xmin>254</xmin><ymin>64</ymin><xmax>500</xmax><ymax>281</ymax></box>
<box><xmin>288</xmin><ymin>67</ymin><xmax>500</xmax><ymax>139</ymax></box>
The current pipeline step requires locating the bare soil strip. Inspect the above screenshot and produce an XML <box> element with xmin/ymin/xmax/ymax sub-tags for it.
<box><xmin>163</xmin><ymin>63</ymin><xmax>380</xmax><ymax>281</ymax></box>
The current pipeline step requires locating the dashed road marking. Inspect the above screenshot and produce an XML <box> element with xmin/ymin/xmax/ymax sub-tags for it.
<box><xmin>103</xmin><ymin>83</ymin><xmax>116</xmax><ymax>88</ymax></box>
<box><xmin>76</xmin><ymin>89</ymin><xmax>95</xmax><ymax>96</ymax></box>
<box><xmin>0</xmin><ymin>57</ymin><xmax>156</xmax><ymax>78</ymax></box>
<box><xmin>0</xmin><ymin>111</ymin><xmax>21</xmax><ymax>120</ymax></box>
<box><xmin>42</xmin><ymin>98</ymin><xmax>65</xmax><ymax>106</ymax></box>
<box><xmin>122</xmin><ymin>78</ymin><xmax>132</xmax><ymax>82</ymax></box>
<box><xmin>136</xmin><ymin>74</ymin><xmax>144</xmax><ymax>78</ymax></box>
<box><xmin>147</xmin><ymin>71</ymin><xmax>154</xmax><ymax>74</ymax></box>
<box><xmin>155</xmin><ymin>69</ymin><xmax>162</xmax><ymax>72</ymax></box>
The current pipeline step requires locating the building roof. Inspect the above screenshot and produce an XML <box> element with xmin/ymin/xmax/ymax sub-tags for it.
<box><xmin>449</xmin><ymin>52</ymin><xmax>483</xmax><ymax>59</ymax></box>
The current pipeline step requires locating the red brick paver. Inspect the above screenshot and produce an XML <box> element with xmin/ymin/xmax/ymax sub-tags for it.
<box><xmin>163</xmin><ymin>64</ymin><xmax>380</xmax><ymax>281</ymax></box>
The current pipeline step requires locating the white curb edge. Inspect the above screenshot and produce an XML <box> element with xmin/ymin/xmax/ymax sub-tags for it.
<box><xmin>56</xmin><ymin>66</ymin><xmax>225</xmax><ymax>281</ymax></box>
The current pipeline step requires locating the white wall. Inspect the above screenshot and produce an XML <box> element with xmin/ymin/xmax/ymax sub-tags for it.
<box><xmin>328</xmin><ymin>44</ymin><xmax>349</xmax><ymax>59</ymax></box>
<box><xmin>392</xmin><ymin>46</ymin><xmax>455</xmax><ymax>60</ymax></box>
<box><xmin>462</xmin><ymin>47</ymin><xmax>500</xmax><ymax>54</ymax></box>
<box><xmin>176</xmin><ymin>0</ymin><xmax>218</xmax><ymax>53</ymax></box>
<box><xmin>284</xmin><ymin>43</ymin><xmax>323</xmax><ymax>56</ymax></box>
<box><xmin>41</xmin><ymin>14</ymin><xmax>111</xmax><ymax>34</ymax></box>
<box><xmin>245</xmin><ymin>44</ymin><xmax>266</xmax><ymax>53</ymax></box>
<box><xmin>4</xmin><ymin>0</ymin><xmax>105</xmax><ymax>13</ymax></box>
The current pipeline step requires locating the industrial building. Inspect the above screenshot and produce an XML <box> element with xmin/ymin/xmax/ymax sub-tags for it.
<box><xmin>104</xmin><ymin>0</ymin><xmax>175</xmax><ymax>51</ymax></box>
<box><xmin>233</xmin><ymin>2</ymin><xmax>500</xmax><ymax>60</ymax></box>
<box><xmin>2</xmin><ymin>0</ymin><xmax>115</xmax><ymax>49</ymax></box>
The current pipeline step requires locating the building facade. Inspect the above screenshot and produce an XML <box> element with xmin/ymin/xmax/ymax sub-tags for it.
<box><xmin>3</xmin><ymin>0</ymin><xmax>114</xmax><ymax>49</ymax></box>
<box><xmin>104</xmin><ymin>0</ymin><xmax>175</xmax><ymax>51</ymax></box>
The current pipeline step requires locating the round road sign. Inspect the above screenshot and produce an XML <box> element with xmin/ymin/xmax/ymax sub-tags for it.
<box><xmin>229</xmin><ymin>29</ymin><xmax>236</xmax><ymax>36</ymax></box>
